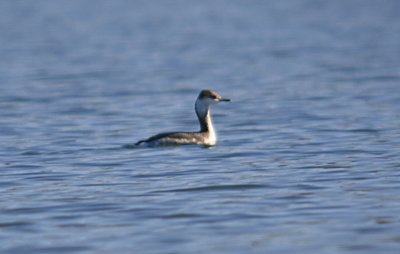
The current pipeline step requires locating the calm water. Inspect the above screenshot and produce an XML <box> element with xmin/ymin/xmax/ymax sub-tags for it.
<box><xmin>1</xmin><ymin>1</ymin><xmax>400</xmax><ymax>253</ymax></box>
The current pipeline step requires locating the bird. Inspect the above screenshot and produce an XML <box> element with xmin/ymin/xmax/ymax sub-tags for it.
<box><xmin>135</xmin><ymin>90</ymin><xmax>230</xmax><ymax>146</ymax></box>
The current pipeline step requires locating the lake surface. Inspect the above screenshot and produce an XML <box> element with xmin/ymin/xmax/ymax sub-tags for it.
<box><xmin>1</xmin><ymin>1</ymin><xmax>400</xmax><ymax>253</ymax></box>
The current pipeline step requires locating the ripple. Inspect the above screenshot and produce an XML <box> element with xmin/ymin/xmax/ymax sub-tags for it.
<box><xmin>158</xmin><ymin>213</ymin><xmax>203</xmax><ymax>219</ymax></box>
<box><xmin>20</xmin><ymin>151</ymin><xmax>43</xmax><ymax>156</ymax></box>
<box><xmin>156</xmin><ymin>184</ymin><xmax>266</xmax><ymax>193</ymax></box>
<box><xmin>347</xmin><ymin>128</ymin><xmax>381</xmax><ymax>133</ymax></box>
<box><xmin>0</xmin><ymin>221</ymin><xmax>33</xmax><ymax>227</ymax></box>
<box><xmin>7</xmin><ymin>246</ymin><xmax>93</xmax><ymax>254</ymax></box>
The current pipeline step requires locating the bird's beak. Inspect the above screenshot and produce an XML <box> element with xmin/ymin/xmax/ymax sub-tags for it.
<box><xmin>219</xmin><ymin>98</ymin><xmax>231</xmax><ymax>102</ymax></box>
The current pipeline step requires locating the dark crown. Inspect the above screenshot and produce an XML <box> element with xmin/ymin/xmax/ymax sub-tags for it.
<box><xmin>198</xmin><ymin>90</ymin><xmax>220</xmax><ymax>100</ymax></box>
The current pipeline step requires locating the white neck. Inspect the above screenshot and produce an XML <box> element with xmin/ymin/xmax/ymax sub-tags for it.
<box><xmin>195</xmin><ymin>99</ymin><xmax>217</xmax><ymax>145</ymax></box>
<box><xmin>205</xmin><ymin>113</ymin><xmax>216</xmax><ymax>145</ymax></box>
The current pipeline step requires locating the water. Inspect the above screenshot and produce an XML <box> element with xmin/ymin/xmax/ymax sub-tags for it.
<box><xmin>1</xmin><ymin>1</ymin><xmax>400</xmax><ymax>253</ymax></box>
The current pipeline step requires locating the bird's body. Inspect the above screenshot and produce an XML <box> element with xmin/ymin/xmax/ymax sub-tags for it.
<box><xmin>135</xmin><ymin>90</ymin><xmax>230</xmax><ymax>146</ymax></box>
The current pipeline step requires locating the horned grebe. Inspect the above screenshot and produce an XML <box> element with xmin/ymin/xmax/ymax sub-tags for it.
<box><xmin>135</xmin><ymin>90</ymin><xmax>230</xmax><ymax>146</ymax></box>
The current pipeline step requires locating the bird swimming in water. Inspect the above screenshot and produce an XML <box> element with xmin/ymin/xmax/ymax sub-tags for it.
<box><xmin>135</xmin><ymin>90</ymin><xmax>230</xmax><ymax>146</ymax></box>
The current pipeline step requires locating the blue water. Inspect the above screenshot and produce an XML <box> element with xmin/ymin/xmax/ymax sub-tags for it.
<box><xmin>1</xmin><ymin>1</ymin><xmax>400</xmax><ymax>253</ymax></box>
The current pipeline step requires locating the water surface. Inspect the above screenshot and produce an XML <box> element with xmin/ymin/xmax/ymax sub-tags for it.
<box><xmin>1</xmin><ymin>1</ymin><xmax>400</xmax><ymax>253</ymax></box>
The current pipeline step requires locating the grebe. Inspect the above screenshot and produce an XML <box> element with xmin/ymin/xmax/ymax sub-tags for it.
<box><xmin>135</xmin><ymin>90</ymin><xmax>230</xmax><ymax>146</ymax></box>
